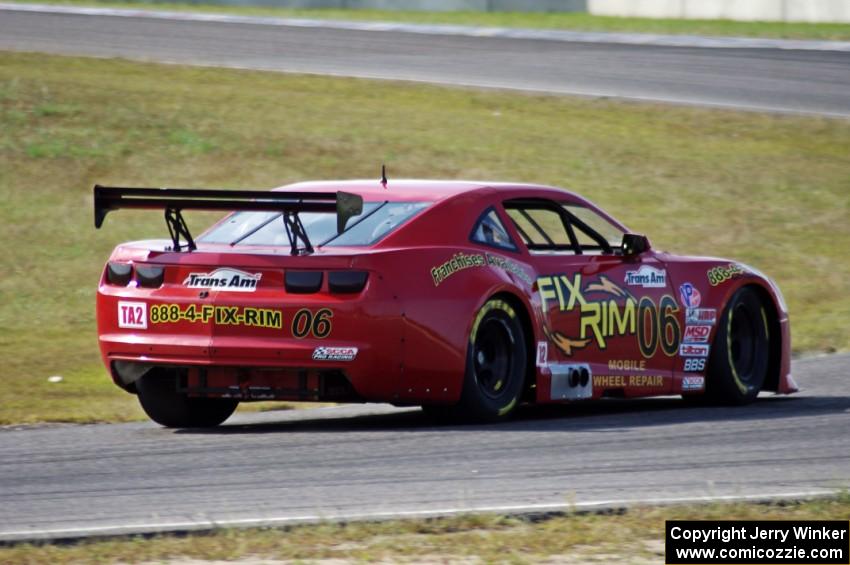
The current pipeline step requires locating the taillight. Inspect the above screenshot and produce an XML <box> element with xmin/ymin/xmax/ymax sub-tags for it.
<box><xmin>136</xmin><ymin>265</ymin><xmax>164</xmax><ymax>288</ymax></box>
<box><xmin>106</xmin><ymin>262</ymin><xmax>133</xmax><ymax>286</ymax></box>
<box><xmin>329</xmin><ymin>271</ymin><xmax>368</xmax><ymax>294</ymax></box>
<box><xmin>285</xmin><ymin>271</ymin><xmax>323</xmax><ymax>294</ymax></box>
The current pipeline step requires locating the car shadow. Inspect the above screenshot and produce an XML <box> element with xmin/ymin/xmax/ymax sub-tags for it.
<box><xmin>174</xmin><ymin>393</ymin><xmax>849</xmax><ymax>435</ymax></box>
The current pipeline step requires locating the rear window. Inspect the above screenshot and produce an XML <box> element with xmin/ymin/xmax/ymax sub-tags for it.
<box><xmin>200</xmin><ymin>201</ymin><xmax>429</xmax><ymax>247</ymax></box>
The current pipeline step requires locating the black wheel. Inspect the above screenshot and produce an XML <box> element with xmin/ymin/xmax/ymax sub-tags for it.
<box><xmin>456</xmin><ymin>299</ymin><xmax>527</xmax><ymax>422</ymax></box>
<box><xmin>706</xmin><ymin>287</ymin><xmax>770</xmax><ymax>405</ymax></box>
<box><xmin>136</xmin><ymin>370</ymin><xmax>238</xmax><ymax>428</ymax></box>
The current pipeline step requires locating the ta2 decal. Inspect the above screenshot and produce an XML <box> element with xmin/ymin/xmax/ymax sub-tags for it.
<box><xmin>117</xmin><ymin>301</ymin><xmax>147</xmax><ymax>329</ymax></box>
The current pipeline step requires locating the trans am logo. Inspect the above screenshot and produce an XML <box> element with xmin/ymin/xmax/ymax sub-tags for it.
<box><xmin>624</xmin><ymin>266</ymin><xmax>666</xmax><ymax>288</ymax></box>
<box><xmin>183</xmin><ymin>268</ymin><xmax>261</xmax><ymax>292</ymax></box>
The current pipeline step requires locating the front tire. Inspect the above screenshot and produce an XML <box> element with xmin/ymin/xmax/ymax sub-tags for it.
<box><xmin>456</xmin><ymin>299</ymin><xmax>527</xmax><ymax>422</ymax></box>
<box><xmin>706</xmin><ymin>287</ymin><xmax>770</xmax><ymax>405</ymax></box>
<box><xmin>136</xmin><ymin>370</ymin><xmax>238</xmax><ymax>428</ymax></box>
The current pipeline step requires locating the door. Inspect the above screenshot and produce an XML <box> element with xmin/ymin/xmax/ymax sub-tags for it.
<box><xmin>504</xmin><ymin>199</ymin><xmax>679</xmax><ymax>398</ymax></box>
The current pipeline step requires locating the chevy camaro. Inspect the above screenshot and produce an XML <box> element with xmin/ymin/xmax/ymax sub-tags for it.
<box><xmin>94</xmin><ymin>179</ymin><xmax>795</xmax><ymax>427</ymax></box>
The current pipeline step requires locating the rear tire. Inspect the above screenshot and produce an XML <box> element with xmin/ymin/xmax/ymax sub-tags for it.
<box><xmin>706</xmin><ymin>287</ymin><xmax>770</xmax><ymax>405</ymax></box>
<box><xmin>456</xmin><ymin>299</ymin><xmax>527</xmax><ymax>422</ymax></box>
<box><xmin>136</xmin><ymin>370</ymin><xmax>238</xmax><ymax>428</ymax></box>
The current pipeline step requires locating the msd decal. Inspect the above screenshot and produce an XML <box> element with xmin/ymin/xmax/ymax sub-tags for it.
<box><xmin>183</xmin><ymin>268</ymin><xmax>261</xmax><ymax>292</ymax></box>
<box><xmin>118</xmin><ymin>301</ymin><xmax>147</xmax><ymax>329</ymax></box>
<box><xmin>624</xmin><ymin>265</ymin><xmax>666</xmax><ymax>288</ymax></box>
<box><xmin>679</xmin><ymin>282</ymin><xmax>701</xmax><ymax>308</ymax></box>
<box><xmin>680</xmin><ymin>343</ymin><xmax>710</xmax><ymax>358</ymax></box>
<box><xmin>683</xmin><ymin>325</ymin><xmax>712</xmax><ymax>343</ymax></box>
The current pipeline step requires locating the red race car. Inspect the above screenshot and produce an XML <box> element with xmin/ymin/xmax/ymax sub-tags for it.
<box><xmin>94</xmin><ymin>179</ymin><xmax>795</xmax><ymax>427</ymax></box>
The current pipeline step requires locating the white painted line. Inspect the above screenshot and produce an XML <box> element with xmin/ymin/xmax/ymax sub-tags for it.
<box><xmin>0</xmin><ymin>489</ymin><xmax>838</xmax><ymax>543</ymax></box>
<box><xmin>2</xmin><ymin>2</ymin><xmax>850</xmax><ymax>52</ymax></box>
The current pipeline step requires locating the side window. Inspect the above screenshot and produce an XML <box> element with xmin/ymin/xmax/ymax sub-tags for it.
<box><xmin>470</xmin><ymin>208</ymin><xmax>518</xmax><ymax>251</ymax></box>
<box><xmin>504</xmin><ymin>198</ymin><xmax>617</xmax><ymax>255</ymax></box>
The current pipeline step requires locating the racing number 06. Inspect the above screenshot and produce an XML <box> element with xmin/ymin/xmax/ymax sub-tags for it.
<box><xmin>292</xmin><ymin>308</ymin><xmax>333</xmax><ymax>339</ymax></box>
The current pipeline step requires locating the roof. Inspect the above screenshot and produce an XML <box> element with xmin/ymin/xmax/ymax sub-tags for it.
<box><xmin>272</xmin><ymin>179</ymin><xmax>558</xmax><ymax>203</ymax></box>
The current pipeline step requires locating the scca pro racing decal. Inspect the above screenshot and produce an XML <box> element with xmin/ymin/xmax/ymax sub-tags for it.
<box><xmin>312</xmin><ymin>346</ymin><xmax>358</xmax><ymax>362</ymax></box>
<box><xmin>183</xmin><ymin>268</ymin><xmax>261</xmax><ymax>292</ymax></box>
<box><xmin>150</xmin><ymin>304</ymin><xmax>282</xmax><ymax>329</ymax></box>
<box><xmin>538</xmin><ymin>274</ymin><xmax>680</xmax><ymax>358</ymax></box>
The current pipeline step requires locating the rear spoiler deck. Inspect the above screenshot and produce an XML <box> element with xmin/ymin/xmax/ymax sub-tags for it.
<box><xmin>93</xmin><ymin>185</ymin><xmax>363</xmax><ymax>255</ymax></box>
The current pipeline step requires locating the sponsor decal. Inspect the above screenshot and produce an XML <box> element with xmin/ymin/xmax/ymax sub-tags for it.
<box><xmin>683</xmin><ymin>325</ymin><xmax>712</xmax><ymax>343</ymax></box>
<box><xmin>624</xmin><ymin>265</ymin><xmax>667</xmax><ymax>288</ymax></box>
<box><xmin>538</xmin><ymin>274</ymin><xmax>681</xmax><ymax>358</ymax></box>
<box><xmin>707</xmin><ymin>263</ymin><xmax>745</xmax><ymax>287</ymax></box>
<box><xmin>183</xmin><ymin>268</ymin><xmax>261</xmax><ymax>292</ymax></box>
<box><xmin>536</xmin><ymin>341</ymin><xmax>548</xmax><ymax>368</ymax></box>
<box><xmin>608</xmin><ymin>359</ymin><xmax>646</xmax><ymax>371</ymax></box>
<box><xmin>431</xmin><ymin>252</ymin><xmax>485</xmax><ymax>287</ymax></box>
<box><xmin>291</xmin><ymin>308</ymin><xmax>333</xmax><ymax>339</ymax></box>
<box><xmin>679</xmin><ymin>282</ymin><xmax>701</xmax><ymax>308</ymax></box>
<box><xmin>118</xmin><ymin>301</ymin><xmax>147</xmax><ymax>329</ymax></box>
<box><xmin>312</xmin><ymin>346</ymin><xmax>358</xmax><ymax>362</ymax></box>
<box><xmin>684</xmin><ymin>358</ymin><xmax>706</xmax><ymax>372</ymax></box>
<box><xmin>431</xmin><ymin>252</ymin><xmax>532</xmax><ymax>287</ymax></box>
<box><xmin>594</xmin><ymin>375</ymin><xmax>664</xmax><ymax>388</ymax></box>
<box><xmin>680</xmin><ymin>343</ymin><xmax>710</xmax><ymax>358</ymax></box>
<box><xmin>682</xmin><ymin>375</ymin><xmax>705</xmax><ymax>391</ymax></box>
<box><xmin>486</xmin><ymin>253</ymin><xmax>533</xmax><ymax>285</ymax></box>
<box><xmin>686</xmin><ymin>307</ymin><xmax>717</xmax><ymax>325</ymax></box>
<box><xmin>150</xmin><ymin>303</ymin><xmax>282</xmax><ymax>329</ymax></box>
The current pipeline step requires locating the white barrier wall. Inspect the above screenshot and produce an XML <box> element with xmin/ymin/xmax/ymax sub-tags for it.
<box><xmin>588</xmin><ymin>0</ymin><xmax>850</xmax><ymax>23</ymax></box>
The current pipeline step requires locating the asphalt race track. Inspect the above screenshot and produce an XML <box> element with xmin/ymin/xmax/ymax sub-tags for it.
<box><xmin>0</xmin><ymin>5</ymin><xmax>849</xmax><ymax>117</ymax></box>
<box><xmin>1</xmin><ymin>354</ymin><xmax>847</xmax><ymax>542</ymax></box>
<box><xmin>0</xmin><ymin>5</ymin><xmax>848</xmax><ymax>543</ymax></box>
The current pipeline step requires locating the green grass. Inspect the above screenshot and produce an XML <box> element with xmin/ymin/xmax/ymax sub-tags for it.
<box><xmin>2</xmin><ymin>495</ymin><xmax>849</xmax><ymax>563</ymax></box>
<box><xmin>8</xmin><ymin>0</ymin><xmax>850</xmax><ymax>41</ymax></box>
<box><xmin>0</xmin><ymin>51</ymin><xmax>849</xmax><ymax>424</ymax></box>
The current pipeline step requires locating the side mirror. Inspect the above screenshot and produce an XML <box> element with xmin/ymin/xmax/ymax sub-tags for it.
<box><xmin>622</xmin><ymin>233</ymin><xmax>651</xmax><ymax>256</ymax></box>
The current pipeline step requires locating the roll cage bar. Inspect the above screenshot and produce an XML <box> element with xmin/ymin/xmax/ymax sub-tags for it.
<box><xmin>503</xmin><ymin>198</ymin><xmax>615</xmax><ymax>255</ymax></box>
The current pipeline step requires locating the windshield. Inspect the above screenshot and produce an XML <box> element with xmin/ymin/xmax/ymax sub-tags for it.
<box><xmin>199</xmin><ymin>201</ymin><xmax>430</xmax><ymax>248</ymax></box>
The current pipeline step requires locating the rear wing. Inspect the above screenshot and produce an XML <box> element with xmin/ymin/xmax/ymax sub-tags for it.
<box><xmin>93</xmin><ymin>185</ymin><xmax>363</xmax><ymax>255</ymax></box>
